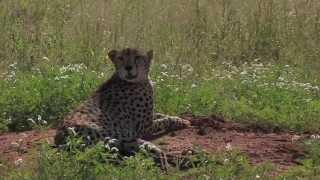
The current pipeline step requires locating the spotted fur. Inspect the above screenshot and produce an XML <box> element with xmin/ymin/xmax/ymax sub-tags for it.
<box><xmin>54</xmin><ymin>48</ymin><xmax>190</xmax><ymax>155</ymax></box>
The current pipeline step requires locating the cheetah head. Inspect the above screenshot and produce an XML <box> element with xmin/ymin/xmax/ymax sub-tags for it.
<box><xmin>108</xmin><ymin>48</ymin><xmax>153</xmax><ymax>83</ymax></box>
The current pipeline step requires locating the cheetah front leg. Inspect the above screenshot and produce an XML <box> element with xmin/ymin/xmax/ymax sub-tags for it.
<box><xmin>103</xmin><ymin>137</ymin><xmax>122</xmax><ymax>153</ymax></box>
<box><xmin>132</xmin><ymin>139</ymin><xmax>169</xmax><ymax>170</ymax></box>
<box><xmin>118</xmin><ymin>139</ymin><xmax>168</xmax><ymax>170</ymax></box>
<box><xmin>149</xmin><ymin>113</ymin><xmax>190</xmax><ymax>136</ymax></box>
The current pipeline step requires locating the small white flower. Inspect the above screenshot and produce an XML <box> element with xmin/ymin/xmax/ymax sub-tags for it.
<box><xmin>225</xmin><ymin>143</ymin><xmax>232</xmax><ymax>151</ymax></box>
<box><xmin>14</xmin><ymin>158</ymin><xmax>23</xmax><ymax>166</ymax></box>
<box><xmin>27</xmin><ymin>118</ymin><xmax>36</xmax><ymax>124</ymax></box>
<box><xmin>182</xmin><ymin>64</ymin><xmax>194</xmax><ymax>74</ymax></box>
<box><xmin>7</xmin><ymin>117</ymin><xmax>12</xmax><ymax>123</ymax></box>
<box><xmin>60</xmin><ymin>75</ymin><xmax>70</xmax><ymax>79</ymax></box>
<box><xmin>160</xmin><ymin>64</ymin><xmax>168</xmax><ymax>69</ymax></box>
<box><xmin>42</xmin><ymin>57</ymin><xmax>50</xmax><ymax>61</ymax></box>
<box><xmin>9</xmin><ymin>62</ymin><xmax>18</xmax><ymax>68</ymax></box>
<box><xmin>67</xmin><ymin>127</ymin><xmax>77</xmax><ymax>135</ymax></box>
<box><xmin>240</xmin><ymin>71</ymin><xmax>247</xmax><ymax>75</ymax></box>
<box><xmin>311</xmin><ymin>134</ymin><xmax>320</xmax><ymax>139</ymax></box>
<box><xmin>160</xmin><ymin>72</ymin><xmax>169</xmax><ymax>77</ymax></box>
<box><xmin>304</xmin><ymin>98</ymin><xmax>312</xmax><ymax>103</ymax></box>
<box><xmin>256</xmin><ymin>174</ymin><xmax>260</xmax><ymax>179</ymax></box>
<box><xmin>11</xmin><ymin>142</ymin><xmax>20</xmax><ymax>148</ymax></box>
<box><xmin>291</xmin><ymin>135</ymin><xmax>300</xmax><ymax>142</ymax></box>
<box><xmin>202</xmin><ymin>174</ymin><xmax>210</xmax><ymax>180</ymax></box>
<box><xmin>191</xmin><ymin>84</ymin><xmax>197</xmax><ymax>88</ymax></box>
<box><xmin>99</xmin><ymin>72</ymin><xmax>105</xmax><ymax>78</ymax></box>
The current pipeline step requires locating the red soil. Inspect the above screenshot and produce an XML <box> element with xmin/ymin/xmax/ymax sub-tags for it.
<box><xmin>0</xmin><ymin>115</ymin><xmax>307</xmax><ymax>172</ymax></box>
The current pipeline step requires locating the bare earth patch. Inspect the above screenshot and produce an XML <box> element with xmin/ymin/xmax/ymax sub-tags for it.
<box><xmin>0</xmin><ymin>115</ymin><xmax>307</xmax><ymax>173</ymax></box>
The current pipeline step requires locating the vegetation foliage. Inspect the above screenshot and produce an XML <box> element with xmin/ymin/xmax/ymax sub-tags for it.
<box><xmin>0</xmin><ymin>0</ymin><xmax>320</xmax><ymax>178</ymax></box>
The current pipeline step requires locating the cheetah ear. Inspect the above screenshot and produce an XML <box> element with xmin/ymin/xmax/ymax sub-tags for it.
<box><xmin>108</xmin><ymin>50</ymin><xmax>118</xmax><ymax>61</ymax></box>
<box><xmin>147</xmin><ymin>50</ymin><xmax>153</xmax><ymax>60</ymax></box>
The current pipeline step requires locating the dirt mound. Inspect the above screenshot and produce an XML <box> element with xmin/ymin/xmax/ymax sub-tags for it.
<box><xmin>156</xmin><ymin>114</ymin><xmax>307</xmax><ymax>171</ymax></box>
<box><xmin>0</xmin><ymin>129</ymin><xmax>56</xmax><ymax>165</ymax></box>
<box><xmin>0</xmin><ymin>115</ymin><xmax>307</xmax><ymax>172</ymax></box>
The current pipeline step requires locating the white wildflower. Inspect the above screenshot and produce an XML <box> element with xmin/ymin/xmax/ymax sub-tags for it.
<box><xmin>67</xmin><ymin>127</ymin><xmax>77</xmax><ymax>135</ymax></box>
<box><xmin>202</xmin><ymin>174</ymin><xmax>210</xmax><ymax>180</ymax></box>
<box><xmin>42</xmin><ymin>57</ymin><xmax>50</xmax><ymax>61</ymax></box>
<box><xmin>14</xmin><ymin>158</ymin><xmax>23</xmax><ymax>166</ymax></box>
<box><xmin>182</xmin><ymin>64</ymin><xmax>194</xmax><ymax>73</ymax></box>
<box><xmin>313</xmin><ymin>86</ymin><xmax>319</xmax><ymax>91</ymax></box>
<box><xmin>311</xmin><ymin>134</ymin><xmax>320</xmax><ymax>139</ymax></box>
<box><xmin>160</xmin><ymin>72</ymin><xmax>169</xmax><ymax>77</ymax></box>
<box><xmin>21</xmin><ymin>133</ymin><xmax>27</xmax><ymax>138</ymax></box>
<box><xmin>99</xmin><ymin>72</ymin><xmax>105</xmax><ymax>78</ymax></box>
<box><xmin>240</xmin><ymin>71</ymin><xmax>247</xmax><ymax>75</ymax></box>
<box><xmin>60</xmin><ymin>75</ymin><xmax>70</xmax><ymax>79</ymax></box>
<box><xmin>225</xmin><ymin>143</ymin><xmax>232</xmax><ymax>151</ymax></box>
<box><xmin>291</xmin><ymin>135</ymin><xmax>300</xmax><ymax>142</ymax></box>
<box><xmin>160</xmin><ymin>64</ymin><xmax>168</xmax><ymax>69</ymax></box>
<box><xmin>10</xmin><ymin>142</ymin><xmax>20</xmax><ymax>148</ymax></box>
<box><xmin>9</xmin><ymin>62</ymin><xmax>18</xmax><ymax>69</ymax></box>
<box><xmin>304</xmin><ymin>99</ymin><xmax>312</xmax><ymax>103</ymax></box>
<box><xmin>27</xmin><ymin>118</ymin><xmax>36</xmax><ymax>124</ymax></box>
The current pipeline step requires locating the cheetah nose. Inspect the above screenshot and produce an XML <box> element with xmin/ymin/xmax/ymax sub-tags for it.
<box><xmin>125</xmin><ymin>66</ymin><xmax>133</xmax><ymax>71</ymax></box>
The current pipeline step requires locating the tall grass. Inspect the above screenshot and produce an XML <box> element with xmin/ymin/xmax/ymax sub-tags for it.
<box><xmin>0</xmin><ymin>0</ymin><xmax>320</xmax><ymax>132</ymax></box>
<box><xmin>0</xmin><ymin>0</ymin><xmax>319</xmax><ymax>75</ymax></box>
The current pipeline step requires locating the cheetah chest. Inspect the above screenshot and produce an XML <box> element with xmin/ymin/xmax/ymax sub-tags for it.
<box><xmin>99</xmin><ymin>82</ymin><xmax>153</xmax><ymax>141</ymax></box>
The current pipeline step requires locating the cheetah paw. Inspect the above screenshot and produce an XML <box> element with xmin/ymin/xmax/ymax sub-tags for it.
<box><xmin>104</xmin><ymin>137</ymin><xmax>120</xmax><ymax>153</ymax></box>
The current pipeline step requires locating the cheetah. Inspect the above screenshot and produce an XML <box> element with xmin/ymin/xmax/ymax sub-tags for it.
<box><xmin>54</xmin><ymin>48</ymin><xmax>190</xmax><ymax>162</ymax></box>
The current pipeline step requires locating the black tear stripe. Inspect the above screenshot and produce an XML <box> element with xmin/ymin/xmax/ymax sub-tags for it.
<box><xmin>134</xmin><ymin>58</ymin><xmax>138</xmax><ymax>71</ymax></box>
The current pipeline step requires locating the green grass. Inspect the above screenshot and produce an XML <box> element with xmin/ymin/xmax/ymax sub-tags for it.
<box><xmin>1</xmin><ymin>62</ymin><xmax>319</xmax><ymax>132</ymax></box>
<box><xmin>1</xmin><ymin>0</ymin><xmax>320</xmax><ymax>179</ymax></box>
<box><xmin>2</xmin><ymin>138</ymin><xmax>274</xmax><ymax>179</ymax></box>
<box><xmin>2</xmin><ymin>137</ymin><xmax>320</xmax><ymax>179</ymax></box>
